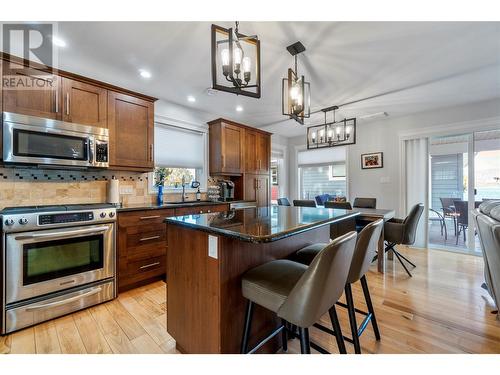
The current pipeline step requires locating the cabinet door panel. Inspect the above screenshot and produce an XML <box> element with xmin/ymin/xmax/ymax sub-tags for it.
<box><xmin>108</xmin><ymin>91</ymin><xmax>154</xmax><ymax>170</ymax></box>
<box><xmin>245</xmin><ymin>130</ymin><xmax>257</xmax><ymax>173</ymax></box>
<box><xmin>62</xmin><ymin>78</ymin><xmax>107</xmax><ymax>127</ymax></box>
<box><xmin>2</xmin><ymin>62</ymin><xmax>61</xmax><ymax>119</ymax></box>
<box><xmin>221</xmin><ymin>123</ymin><xmax>244</xmax><ymax>174</ymax></box>
<box><xmin>256</xmin><ymin>175</ymin><xmax>270</xmax><ymax>207</ymax></box>
<box><xmin>257</xmin><ymin>133</ymin><xmax>270</xmax><ymax>173</ymax></box>
<box><xmin>244</xmin><ymin>174</ymin><xmax>257</xmax><ymax>202</ymax></box>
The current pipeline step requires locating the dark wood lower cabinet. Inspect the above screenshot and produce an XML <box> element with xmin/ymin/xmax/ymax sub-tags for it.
<box><xmin>244</xmin><ymin>174</ymin><xmax>270</xmax><ymax>207</ymax></box>
<box><xmin>117</xmin><ymin>208</ymin><xmax>173</xmax><ymax>292</ymax></box>
<box><xmin>117</xmin><ymin>204</ymin><xmax>229</xmax><ymax>292</ymax></box>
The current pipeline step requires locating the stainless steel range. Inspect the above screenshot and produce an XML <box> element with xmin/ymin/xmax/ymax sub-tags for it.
<box><xmin>1</xmin><ymin>203</ymin><xmax>117</xmax><ymax>334</ymax></box>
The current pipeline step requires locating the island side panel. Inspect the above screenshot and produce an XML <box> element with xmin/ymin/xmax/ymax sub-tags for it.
<box><xmin>219</xmin><ymin>225</ymin><xmax>331</xmax><ymax>354</ymax></box>
<box><xmin>166</xmin><ymin>225</ymin><xmax>221</xmax><ymax>353</ymax></box>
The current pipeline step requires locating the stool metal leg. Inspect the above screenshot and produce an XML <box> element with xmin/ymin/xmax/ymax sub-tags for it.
<box><xmin>281</xmin><ymin>319</ymin><xmax>288</xmax><ymax>352</ymax></box>
<box><xmin>360</xmin><ymin>276</ymin><xmax>380</xmax><ymax>341</ymax></box>
<box><xmin>345</xmin><ymin>284</ymin><xmax>361</xmax><ymax>354</ymax></box>
<box><xmin>328</xmin><ymin>305</ymin><xmax>347</xmax><ymax>354</ymax></box>
<box><xmin>298</xmin><ymin>327</ymin><xmax>311</xmax><ymax>354</ymax></box>
<box><xmin>241</xmin><ymin>300</ymin><xmax>254</xmax><ymax>354</ymax></box>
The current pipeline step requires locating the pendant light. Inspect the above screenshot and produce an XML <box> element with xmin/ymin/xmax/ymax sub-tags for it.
<box><xmin>307</xmin><ymin>106</ymin><xmax>356</xmax><ymax>149</ymax></box>
<box><xmin>282</xmin><ymin>41</ymin><xmax>311</xmax><ymax>125</ymax></box>
<box><xmin>211</xmin><ymin>22</ymin><xmax>261</xmax><ymax>98</ymax></box>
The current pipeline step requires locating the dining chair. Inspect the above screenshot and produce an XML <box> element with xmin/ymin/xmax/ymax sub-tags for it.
<box><xmin>353</xmin><ymin>198</ymin><xmax>377</xmax><ymax>209</ymax></box>
<box><xmin>453</xmin><ymin>200</ymin><xmax>469</xmax><ymax>245</ymax></box>
<box><xmin>293</xmin><ymin>200</ymin><xmax>317</xmax><ymax>207</ymax></box>
<box><xmin>440</xmin><ymin>197</ymin><xmax>457</xmax><ymax>236</ymax></box>
<box><xmin>429</xmin><ymin>208</ymin><xmax>447</xmax><ymax>241</ymax></box>
<box><xmin>383</xmin><ymin>203</ymin><xmax>424</xmax><ymax>277</ymax></box>
<box><xmin>324</xmin><ymin>201</ymin><xmax>353</xmax><ymax>210</ymax></box>
<box><xmin>277</xmin><ymin>198</ymin><xmax>291</xmax><ymax>206</ymax></box>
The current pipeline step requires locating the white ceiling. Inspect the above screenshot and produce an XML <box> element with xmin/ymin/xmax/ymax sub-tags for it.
<box><xmin>26</xmin><ymin>22</ymin><xmax>500</xmax><ymax>136</ymax></box>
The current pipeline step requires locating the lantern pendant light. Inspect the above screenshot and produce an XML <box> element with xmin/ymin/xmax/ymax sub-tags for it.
<box><xmin>211</xmin><ymin>22</ymin><xmax>261</xmax><ymax>98</ymax></box>
<box><xmin>282</xmin><ymin>41</ymin><xmax>311</xmax><ymax>125</ymax></box>
<box><xmin>307</xmin><ymin>105</ymin><xmax>357</xmax><ymax>149</ymax></box>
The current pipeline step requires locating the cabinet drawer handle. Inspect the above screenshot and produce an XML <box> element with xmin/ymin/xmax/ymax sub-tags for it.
<box><xmin>139</xmin><ymin>262</ymin><xmax>160</xmax><ymax>270</ymax></box>
<box><xmin>66</xmin><ymin>93</ymin><xmax>70</xmax><ymax>115</ymax></box>
<box><xmin>139</xmin><ymin>215</ymin><xmax>161</xmax><ymax>220</ymax></box>
<box><xmin>149</xmin><ymin>144</ymin><xmax>153</xmax><ymax>162</ymax></box>
<box><xmin>139</xmin><ymin>235</ymin><xmax>161</xmax><ymax>242</ymax></box>
<box><xmin>221</xmin><ymin>154</ymin><xmax>225</xmax><ymax>168</ymax></box>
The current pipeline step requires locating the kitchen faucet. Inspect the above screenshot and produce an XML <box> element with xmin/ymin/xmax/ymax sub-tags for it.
<box><xmin>181</xmin><ymin>176</ymin><xmax>188</xmax><ymax>202</ymax></box>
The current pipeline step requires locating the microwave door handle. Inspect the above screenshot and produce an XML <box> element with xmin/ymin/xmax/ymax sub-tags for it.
<box><xmin>88</xmin><ymin>138</ymin><xmax>94</xmax><ymax>164</ymax></box>
<box><xmin>24</xmin><ymin>286</ymin><xmax>103</xmax><ymax>312</ymax></box>
<box><xmin>14</xmin><ymin>225</ymin><xmax>110</xmax><ymax>241</ymax></box>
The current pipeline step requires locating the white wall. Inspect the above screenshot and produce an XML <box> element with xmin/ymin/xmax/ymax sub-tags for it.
<box><xmin>287</xmin><ymin>98</ymin><xmax>500</xmax><ymax>215</ymax></box>
<box><xmin>154</xmin><ymin>99</ymin><xmax>218</xmax><ymax>129</ymax></box>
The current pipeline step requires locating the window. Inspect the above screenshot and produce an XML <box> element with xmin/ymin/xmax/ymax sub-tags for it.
<box><xmin>151</xmin><ymin>123</ymin><xmax>207</xmax><ymax>192</ymax></box>
<box><xmin>297</xmin><ymin>147</ymin><xmax>347</xmax><ymax>200</ymax></box>
<box><xmin>300</xmin><ymin>163</ymin><xmax>347</xmax><ymax>199</ymax></box>
<box><xmin>154</xmin><ymin>167</ymin><xmax>199</xmax><ymax>189</ymax></box>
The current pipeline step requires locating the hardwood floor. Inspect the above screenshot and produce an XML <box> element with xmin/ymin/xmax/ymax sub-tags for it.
<box><xmin>1</xmin><ymin>246</ymin><xmax>499</xmax><ymax>354</ymax></box>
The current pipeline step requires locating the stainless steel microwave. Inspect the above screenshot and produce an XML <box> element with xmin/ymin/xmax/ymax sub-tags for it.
<box><xmin>2</xmin><ymin>112</ymin><xmax>109</xmax><ymax>168</ymax></box>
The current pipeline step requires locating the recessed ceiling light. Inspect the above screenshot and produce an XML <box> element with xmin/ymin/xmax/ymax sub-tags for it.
<box><xmin>139</xmin><ymin>69</ymin><xmax>151</xmax><ymax>79</ymax></box>
<box><xmin>52</xmin><ymin>36</ymin><xmax>66</xmax><ymax>48</ymax></box>
<box><xmin>187</xmin><ymin>96</ymin><xmax>196</xmax><ymax>103</ymax></box>
<box><xmin>236</xmin><ymin>105</ymin><xmax>243</xmax><ymax>112</ymax></box>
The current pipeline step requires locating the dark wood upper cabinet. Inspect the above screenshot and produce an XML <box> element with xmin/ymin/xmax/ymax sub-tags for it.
<box><xmin>62</xmin><ymin>77</ymin><xmax>107</xmax><ymax>127</ymax></box>
<box><xmin>209</xmin><ymin>119</ymin><xmax>245</xmax><ymax>175</ymax></box>
<box><xmin>257</xmin><ymin>132</ymin><xmax>270</xmax><ymax>174</ymax></box>
<box><xmin>2</xmin><ymin>61</ymin><xmax>61</xmax><ymax>119</ymax></box>
<box><xmin>244</xmin><ymin>129</ymin><xmax>258</xmax><ymax>173</ymax></box>
<box><xmin>246</xmin><ymin>130</ymin><xmax>270</xmax><ymax>174</ymax></box>
<box><xmin>108</xmin><ymin>91</ymin><xmax>154</xmax><ymax>171</ymax></box>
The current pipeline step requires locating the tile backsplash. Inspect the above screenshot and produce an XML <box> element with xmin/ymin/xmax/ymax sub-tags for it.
<box><xmin>0</xmin><ymin>167</ymin><xmax>201</xmax><ymax>209</ymax></box>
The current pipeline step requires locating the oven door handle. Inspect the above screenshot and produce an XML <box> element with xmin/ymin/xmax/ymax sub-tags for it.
<box><xmin>24</xmin><ymin>286</ymin><xmax>103</xmax><ymax>312</ymax></box>
<box><xmin>14</xmin><ymin>226</ymin><xmax>111</xmax><ymax>241</ymax></box>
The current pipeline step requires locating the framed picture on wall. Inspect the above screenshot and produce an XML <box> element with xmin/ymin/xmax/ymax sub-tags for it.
<box><xmin>361</xmin><ymin>152</ymin><xmax>383</xmax><ymax>169</ymax></box>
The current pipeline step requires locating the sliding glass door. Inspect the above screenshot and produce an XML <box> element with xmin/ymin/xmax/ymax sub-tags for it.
<box><xmin>428</xmin><ymin>129</ymin><xmax>500</xmax><ymax>254</ymax></box>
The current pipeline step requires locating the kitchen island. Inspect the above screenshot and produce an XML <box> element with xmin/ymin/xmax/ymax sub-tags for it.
<box><xmin>165</xmin><ymin>206</ymin><xmax>359</xmax><ymax>354</ymax></box>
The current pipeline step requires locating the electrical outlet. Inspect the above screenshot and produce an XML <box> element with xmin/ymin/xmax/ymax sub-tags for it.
<box><xmin>380</xmin><ymin>177</ymin><xmax>391</xmax><ymax>184</ymax></box>
<box><xmin>120</xmin><ymin>186</ymin><xmax>133</xmax><ymax>194</ymax></box>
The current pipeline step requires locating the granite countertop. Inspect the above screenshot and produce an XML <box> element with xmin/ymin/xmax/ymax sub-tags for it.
<box><xmin>165</xmin><ymin>205</ymin><xmax>359</xmax><ymax>243</ymax></box>
<box><xmin>116</xmin><ymin>200</ymin><xmax>252</xmax><ymax>212</ymax></box>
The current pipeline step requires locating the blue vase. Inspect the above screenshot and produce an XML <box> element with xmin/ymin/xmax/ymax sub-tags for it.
<box><xmin>157</xmin><ymin>185</ymin><xmax>164</xmax><ymax>206</ymax></box>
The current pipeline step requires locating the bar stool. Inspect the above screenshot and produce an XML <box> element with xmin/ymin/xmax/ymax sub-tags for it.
<box><xmin>240</xmin><ymin>231</ymin><xmax>357</xmax><ymax>354</ymax></box>
<box><xmin>295</xmin><ymin>219</ymin><xmax>384</xmax><ymax>354</ymax></box>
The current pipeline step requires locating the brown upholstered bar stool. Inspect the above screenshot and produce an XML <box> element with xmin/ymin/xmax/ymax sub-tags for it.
<box><xmin>240</xmin><ymin>232</ymin><xmax>357</xmax><ymax>354</ymax></box>
<box><xmin>295</xmin><ymin>219</ymin><xmax>384</xmax><ymax>354</ymax></box>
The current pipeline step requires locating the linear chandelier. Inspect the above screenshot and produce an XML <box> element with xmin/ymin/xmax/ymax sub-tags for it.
<box><xmin>282</xmin><ymin>41</ymin><xmax>311</xmax><ymax>125</ymax></box>
<box><xmin>307</xmin><ymin>106</ymin><xmax>356</xmax><ymax>149</ymax></box>
<box><xmin>211</xmin><ymin>22</ymin><xmax>261</xmax><ymax>98</ymax></box>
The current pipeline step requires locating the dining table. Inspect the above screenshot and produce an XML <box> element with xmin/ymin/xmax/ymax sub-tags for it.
<box><xmin>319</xmin><ymin>206</ymin><xmax>396</xmax><ymax>273</ymax></box>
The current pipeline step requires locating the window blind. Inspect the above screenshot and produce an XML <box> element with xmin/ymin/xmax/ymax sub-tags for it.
<box><xmin>154</xmin><ymin>123</ymin><xmax>205</xmax><ymax>168</ymax></box>
<box><xmin>297</xmin><ymin>146</ymin><xmax>346</xmax><ymax>166</ymax></box>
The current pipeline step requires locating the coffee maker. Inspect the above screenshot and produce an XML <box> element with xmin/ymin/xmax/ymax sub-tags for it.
<box><xmin>218</xmin><ymin>180</ymin><xmax>235</xmax><ymax>201</ymax></box>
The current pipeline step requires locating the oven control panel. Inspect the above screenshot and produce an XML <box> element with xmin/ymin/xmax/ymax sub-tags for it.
<box><xmin>39</xmin><ymin>212</ymin><xmax>94</xmax><ymax>225</ymax></box>
<box><xmin>2</xmin><ymin>207</ymin><xmax>117</xmax><ymax>233</ymax></box>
